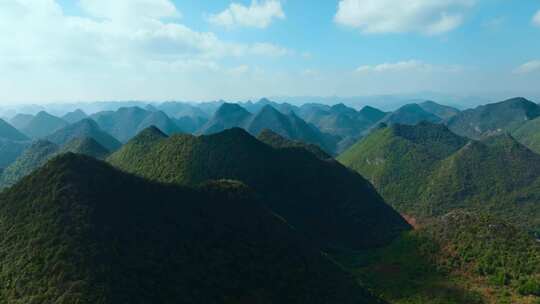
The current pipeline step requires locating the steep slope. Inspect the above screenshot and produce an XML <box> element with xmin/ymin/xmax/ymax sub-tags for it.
<box><xmin>245</xmin><ymin>105</ymin><xmax>336</xmax><ymax>153</ymax></box>
<box><xmin>0</xmin><ymin>153</ymin><xmax>384</xmax><ymax>304</ymax></box>
<box><xmin>107</xmin><ymin>126</ymin><xmax>168</xmax><ymax>168</ymax></box>
<box><xmin>0</xmin><ymin>139</ymin><xmax>30</xmax><ymax>168</ymax></box>
<box><xmin>90</xmin><ymin>107</ymin><xmax>151</xmax><ymax>142</ymax></box>
<box><xmin>379</xmin><ymin>104</ymin><xmax>442</xmax><ymax>126</ymax></box>
<box><xmin>196</xmin><ymin>103</ymin><xmax>251</xmax><ymax>135</ymax></box>
<box><xmin>22</xmin><ymin>111</ymin><xmax>69</xmax><ymax>138</ymax></box>
<box><xmin>299</xmin><ymin>104</ymin><xmax>385</xmax><ymax>153</ymax></box>
<box><xmin>9</xmin><ymin>113</ymin><xmax>34</xmax><ymax>130</ymax></box>
<box><xmin>338</xmin><ymin>122</ymin><xmax>468</xmax><ymax>212</ymax></box>
<box><xmin>46</xmin><ymin>118</ymin><xmax>122</xmax><ymax>151</ymax></box>
<box><xmin>58</xmin><ymin>137</ymin><xmax>110</xmax><ymax>159</ymax></box>
<box><xmin>109</xmin><ymin>128</ymin><xmax>410</xmax><ymax>250</ymax></box>
<box><xmin>61</xmin><ymin>109</ymin><xmax>88</xmax><ymax>123</ymax></box>
<box><xmin>339</xmin><ymin>122</ymin><xmax>540</xmax><ymax>234</ymax></box>
<box><xmin>257</xmin><ymin>129</ymin><xmax>331</xmax><ymax>160</ymax></box>
<box><xmin>447</xmin><ymin>97</ymin><xmax>540</xmax><ymax>139</ymax></box>
<box><xmin>135</xmin><ymin>110</ymin><xmax>183</xmax><ymax>135</ymax></box>
<box><xmin>0</xmin><ymin>118</ymin><xmax>29</xmax><ymax>141</ymax></box>
<box><xmin>174</xmin><ymin>116</ymin><xmax>208</xmax><ymax>133</ymax></box>
<box><xmin>0</xmin><ymin>140</ymin><xmax>59</xmax><ymax>188</ymax></box>
<box><xmin>359</xmin><ymin>106</ymin><xmax>387</xmax><ymax>122</ymax></box>
<box><xmin>423</xmin><ymin>134</ymin><xmax>540</xmax><ymax>232</ymax></box>
<box><xmin>512</xmin><ymin>116</ymin><xmax>540</xmax><ymax>154</ymax></box>
<box><xmin>419</xmin><ymin>100</ymin><xmax>460</xmax><ymax>120</ymax></box>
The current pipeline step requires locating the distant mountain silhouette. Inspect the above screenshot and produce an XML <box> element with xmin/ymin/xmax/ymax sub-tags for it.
<box><xmin>447</xmin><ymin>97</ymin><xmax>540</xmax><ymax>139</ymax></box>
<box><xmin>46</xmin><ymin>118</ymin><xmax>122</xmax><ymax>151</ymax></box>
<box><xmin>22</xmin><ymin>111</ymin><xmax>68</xmax><ymax>138</ymax></box>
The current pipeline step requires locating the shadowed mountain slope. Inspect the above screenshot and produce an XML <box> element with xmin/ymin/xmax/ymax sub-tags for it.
<box><xmin>109</xmin><ymin>127</ymin><xmax>410</xmax><ymax>250</ymax></box>
<box><xmin>0</xmin><ymin>153</ymin><xmax>385</xmax><ymax>304</ymax></box>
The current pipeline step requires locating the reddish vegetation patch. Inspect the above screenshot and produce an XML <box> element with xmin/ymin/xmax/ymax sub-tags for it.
<box><xmin>402</xmin><ymin>214</ymin><xmax>420</xmax><ymax>229</ymax></box>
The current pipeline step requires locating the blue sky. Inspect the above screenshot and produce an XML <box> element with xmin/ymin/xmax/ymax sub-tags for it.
<box><xmin>1</xmin><ymin>0</ymin><xmax>540</xmax><ymax>104</ymax></box>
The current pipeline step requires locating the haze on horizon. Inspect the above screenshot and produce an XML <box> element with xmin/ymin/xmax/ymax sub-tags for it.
<box><xmin>1</xmin><ymin>0</ymin><xmax>540</xmax><ymax>105</ymax></box>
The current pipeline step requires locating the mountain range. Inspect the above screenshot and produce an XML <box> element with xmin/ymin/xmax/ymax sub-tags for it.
<box><xmin>109</xmin><ymin>127</ymin><xmax>410</xmax><ymax>250</ymax></box>
<box><xmin>0</xmin><ymin>153</ymin><xmax>384</xmax><ymax>303</ymax></box>
<box><xmin>338</xmin><ymin>122</ymin><xmax>540</xmax><ymax>235</ymax></box>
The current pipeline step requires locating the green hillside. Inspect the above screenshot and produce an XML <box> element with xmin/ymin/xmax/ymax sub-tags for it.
<box><xmin>135</xmin><ymin>110</ymin><xmax>183</xmax><ymax>135</ymax></box>
<box><xmin>197</xmin><ymin>103</ymin><xmax>251</xmax><ymax>135</ymax></box>
<box><xmin>447</xmin><ymin>97</ymin><xmax>540</xmax><ymax>139</ymax></box>
<box><xmin>419</xmin><ymin>100</ymin><xmax>460</xmax><ymax>120</ymax></box>
<box><xmin>379</xmin><ymin>104</ymin><xmax>442</xmax><ymax>126</ymax></box>
<box><xmin>257</xmin><ymin>129</ymin><xmax>331</xmax><ymax>160</ymax></box>
<box><xmin>338</xmin><ymin>122</ymin><xmax>540</xmax><ymax>235</ymax></box>
<box><xmin>0</xmin><ymin>153</ymin><xmax>384</xmax><ymax>304</ymax></box>
<box><xmin>0</xmin><ymin>118</ymin><xmax>29</xmax><ymax>141</ymax></box>
<box><xmin>338</xmin><ymin>122</ymin><xmax>467</xmax><ymax>212</ymax></box>
<box><xmin>58</xmin><ymin>137</ymin><xmax>110</xmax><ymax>159</ymax></box>
<box><xmin>109</xmin><ymin>127</ymin><xmax>410</xmax><ymax>250</ymax></box>
<box><xmin>0</xmin><ymin>140</ymin><xmax>59</xmax><ymax>188</ymax></box>
<box><xmin>337</xmin><ymin>211</ymin><xmax>540</xmax><ymax>304</ymax></box>
<box><xmin>512</xmin><ymin>116</ymin><xmax>540</xmax><ymax>154</ymax></box>
<box><xmin>0</xmin><ymin>139</ymin><xmax>29</xmax><ymax>168</ymax></box>
<box><xmin>46</xmin><ymin>118</ymin><xmax>122</xmax><ymax>151</ymax></box>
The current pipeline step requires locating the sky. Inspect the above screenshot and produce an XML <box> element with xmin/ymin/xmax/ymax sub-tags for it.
<box><xmin>1</xmin><ymin>0</ymin><xmax>540</xmax><ymax>104</ymax></box>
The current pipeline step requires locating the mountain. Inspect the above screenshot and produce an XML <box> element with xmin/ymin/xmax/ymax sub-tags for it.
<box><xmin>0</xmin><ymin>153</ymin><xmax>384</xmax><ymax>304</ymax></box>
<box><xmin>58</xmin><ymin>137</ymin><xmax>110</xmax><ymax>159</ymax></box>
<box><xmin>245</xmin><ymin>105</ymin><xmax>337</xmax><ymax>153</ymax></box>
<box><xmin>298</xmin><ymin>104</ymin><xmax>386</xmax><ymax>153</ymax></box>
<box><xmin>135</xmin><ymin>110</ymin><xmax>183</xmax><ymax>135</ymax></box>
<box><xmin>90</xmin><ymin>107</ymin><xmax>151</xmax><ymax>142</ymax></box>
<box><xmin>338</xmin><ymin>122</ymin><xmax>468</xmax><ymax>213</ymax></box>
<box><xmin>419</xmin><ymin>100</ymin><xmax>460</xmax><ymax>120</ymax></box>
<box><xmin>109</xmin><ymin>127</ymin><xmax>410</xmax><ymax>250</ymax></box>
<box><xmin>257</xmin><ymin>129</ymin><xmax>331</xmax><ymax>160</ymax></box>
<box><xmin>198</xmin><ymin>104</ymin><xmax>337</xmax><ymax>154</ymax></box>
<box><xmin>0</xmin><ymin>118</ymin><xmax>28</xmax><ymax>141</ymax></box>
<box><xmin>0</xmin><ymin>140</ymin><xmax>59</xmax><ymax>188</ymax></box>
<box><xmin>423</xmin><ymin>134</ymin><xmax>540</xmax><ymax>232</ymax></box>
<box><xmin>359</xmin><ymin>105</ymin><xmax>387</xmax><ymax>122</ymax></box>
<box><xmin>9</xmin><ymin>113</ymin><xmax>34</xmax><ymax>130</ymax></box>
<box><xmin>378</xmin><ymin>104</ymin><xmax>442</xmax><ymax>126</ymax></box>
<box><xmin>339</xmin><ymin>122</ymin><xmax>540</xmax><ymax>235</ymax></box>
<box><xmin>91</xmin><ymin>107</ymin><xmax>182</xmax><ymax>142</ymax></box>
<box><xmin>61</xmin><ymin>109</ymin><xmax>88</xmax><ymax>123</ymax></box>
<box><xmin>174</xmin><ymin>116</ymin><xmax>208</xmax><ymax>133</ymax></box>
<box><xmin>447</xmin><ymin>97</ymin><xmax>540</xmax><ymax>139</ymax></box>
<box><xmin>21</xmin><ymin>111</ymin><xmax>69</xmax><ymax>138</ymax></box>
<box><xmin>511</xmin><ymin>116</ymin><xmax>540</xmax><ymax>154</ymax></box>
<box><xmin>46</xmin><ymin>118</ymin><xmax>122</xmax><ymax>151</ymax></box>
<box><xmin>156</xmin><ymin>101</ymin><xmax>209</xmax><ymax>119</ymax></box>
<box><xmin>196</xmin><ymin>103</ymin><xmax>252</xmax><ymax>135</ymax></box>
<box><xmin>0</xmin><ymin>139</ymin><xmax>30</xmax><ymax>169</ymax></box>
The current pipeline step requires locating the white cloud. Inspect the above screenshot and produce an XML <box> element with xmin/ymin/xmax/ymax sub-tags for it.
<box><xmin>334</xmin><ymin>0</ymin><xmax>475</xmax><ymax>35</ymax></box>
<box><xmin>514</xmin><ymin>60</ymin><xmax>540</xmax><ymax>74</ymax></box>
<box><xmin>208</xmin><ymin>0</ymin><xmax>285</xmax><ymax>29</ymax></box>
<box><xmin>79</xmin><ymin>0</ymin><xmax>180</xmax><ymax>21</ymax></box>
<box><xmin>356</xmin><ymin>60</ymin><xmax>463</xmax><ymax>73</ymax></box>
<box><xmin>533</xmin><ymin>10</ymin><xmax>540</xmax><ymax>27</ymax></box>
